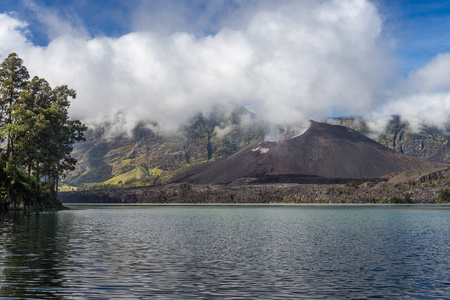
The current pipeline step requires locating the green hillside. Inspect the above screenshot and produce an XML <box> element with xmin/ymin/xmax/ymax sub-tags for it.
<box><xmin>65</xmin><ymin>106</ymin><xmax>266</xmax><ymax>189</ymax></box>
<box><xmin>64</xmin><ymin>113</ymin><xmax>449</xmax><ymax>190</ymax></box>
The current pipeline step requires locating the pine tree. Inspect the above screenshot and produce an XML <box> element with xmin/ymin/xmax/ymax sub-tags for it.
<box><xmin>15</xmin><ymin>76</ymin><xmax>52</xmax><ymax>182</ymax></box>
<box><xmin>0</xmin><ymin>53</ymin><xmax>86</xmax><ymax>210</ymax></box>
<box><xmin>0</xmin><ymin>53</ymin><xmax>30</xmax><ymax>202</ymax></box>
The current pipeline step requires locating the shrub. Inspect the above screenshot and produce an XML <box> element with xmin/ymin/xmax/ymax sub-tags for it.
<box><xmin>404</xmin><ymin>193</ymin><xmax>412</xmax><ymax>203</ymax></box>
<box><xmin>389</xmin><ymin>195</ymin><xmax>403</xmax><ymax>203</ymax></box>
<box><xmin>437</xmin><ymin>188</ymin><xmax>450</xmax><ymax>203</ymax></box>
<box><xmin>345</xmin><ymin>182</ymin><xmax>358</xmax><ymax>188</ymax></box>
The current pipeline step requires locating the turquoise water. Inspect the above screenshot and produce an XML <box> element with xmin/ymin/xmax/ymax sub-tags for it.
<box><xmin>0</xmin><ymin>205</ymin><xmax>449</xmax><ymax>299</ymax></box>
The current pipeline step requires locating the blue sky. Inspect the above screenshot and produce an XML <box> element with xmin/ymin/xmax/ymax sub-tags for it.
<box><xmin>1</xmin><ymin>0</ymin><xmax>449</xmax><ymax>133</ymax></box>
<box><xmin>2</xmin><ymin>0</ymin><xmax>135</xmax><ymax>42</ymax></box>
<box><xmin>377</xmin><ymin>0</ymin><xmax>450</xmax><ymax>72</ymax></box>
<box><xmin>3</xmin><ymin>0</ymin><xmax>450</xmax><ymax>74</ymax></box>
<box><xmin>1</xmin><ymin>0</ymin><xmax>246</xmax><ymax>44</ymax></box>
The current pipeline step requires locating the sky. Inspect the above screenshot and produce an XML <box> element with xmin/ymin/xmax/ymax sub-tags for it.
<box><xmin>0</xmin><ymin>0</ymin><xmax>450</xmax><ymax>136</ymax></box>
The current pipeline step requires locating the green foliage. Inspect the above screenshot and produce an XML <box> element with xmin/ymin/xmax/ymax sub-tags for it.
<box><xmin>388</xmin><ymin>193</ymin><xmax>413</xmax><ymax>204</ymax></box>
<box><xmin>0</xmin><ymin>53</ymin><xmax>86</xmax><ymax>210</ymax></box>
<box><xmin>389</xmin><ymin>195</ymin><xmax>403</xmax><ymax>203</ymax></box>
<box><xmin>404</xmin><ymin>193</ymin><xmax>412</xmax><ymax>203</ymax></box>
<box><xmin>335</xmin><ymin>116</ymin><xmax>370</xmax><ymax>135</ymax></box>
<box><xmin>345</xmin><ymin>181</ymin><xmax>358</xmax><ymax>188</ymax></box>
<box><xmin>369</xmin><ymin>197</ymin><xmax>378</xmax><ymax>203</ymax></box>
<box><xmin>437</xmin><ymin>188</ymin><xmax>450</xmax><ymax>203</ymax></box>
<box><xmin>103</xmin><ymin>166</ymin><xmax>151</xmax><ymax>185</ymax></box>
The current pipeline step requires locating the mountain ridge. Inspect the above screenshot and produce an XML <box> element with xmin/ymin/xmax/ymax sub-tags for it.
<box><xmin>170</xmin><ymin>121</ymin><xmax>433</xmax><ymax>184</ymax></box>
<box><xmin>62</xmin><ymin>111</ymin><xmax>449</xmax><ymax>189</ymax></box>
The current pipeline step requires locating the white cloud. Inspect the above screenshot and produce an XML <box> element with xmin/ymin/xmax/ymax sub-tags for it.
<box><xmin>0</xmin><ymin>13</ymin><xmax>31</xmax><ymax>53</ymax></box>
<box><xmin>374</xmin><ymin>93</ymin><xmax>450</xmax><ymax>133</ymax></box>
<box><xmin>408</xmin><ymin>52</ymin><xmax>450</xmax><ymax>93</ymax></box>
<box><xmin>367</xmin><ymin>96</ymin><xmax>450</xmax><ymax>135</ymax></box>
<box><xmin>367</xmin><ymin>51</ymin><xmax>450</xmax><ymax>133</ymax></box>
<box><xmin>2</xmin><ymin>0</ymin><xmax>431</xmax><ymax>137</ymax></box>
<box><xmin>23</xmin><ymin>0</ymin><xmax>89</xmax><ymax>40</ymax></box>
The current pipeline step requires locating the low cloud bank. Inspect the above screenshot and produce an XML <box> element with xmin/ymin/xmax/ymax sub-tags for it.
<box><xmin>0</xmin><ymin>0</ymin><xmax>448</xmax><ymax>138</ymax></box>
<box><xmin>368</xmin><ymin>52</ymin><xmax>450</xmax><ymax>134</ymax></box>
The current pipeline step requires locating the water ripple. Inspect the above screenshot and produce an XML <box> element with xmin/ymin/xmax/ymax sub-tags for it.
<box><xmin>0</xmin><ymin>206</ymin><xmax>449</xmax><ymax>299</ymax></box>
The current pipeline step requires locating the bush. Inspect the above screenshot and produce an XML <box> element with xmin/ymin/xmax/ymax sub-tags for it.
<box><xmin>437</xmin><ymin>188</ymin><xmax>450</xmax><ymax>203</ymax></box>
<box><xmin>369</xmin><ymin>197</ymin><xmax>377</xmax><ymax>203</ymax></box>
<box><xmin>345</xmin><ymin>182</ymin><xmax>358</xmax><ymax>188</ymax></box>
<box><xmin>389</xmin><ymin>195</ymin><xmax>403</xmax><ymax>203</ymax></box>
<box><xmin>404</xmin><ymin>193</ymin><xmax>412</xmax><ymax>203</ymax></box>
<box><xmin>387</xmin><ymin>194</ymin><xmax>413</xmax><ymax>204</ymax></box>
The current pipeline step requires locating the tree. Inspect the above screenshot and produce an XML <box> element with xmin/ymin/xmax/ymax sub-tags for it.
<box><xmin>26</xmin><ymin>84</ymin><xmax>86</xmax><ymax>198</ymax></box>
<box><xmin>14</xmin><ymin>76</ymin><xmax>52</xmax><ymax>181</ymax></box>
<box><xmin>0</xmin><ymin>53</ymin><xmax>29</xmax><ymax>159</ymax></box>
<box><xmin>0</xmin><ymin>53</ymin><xmax>30</xmax><ymax>200</ymax></box>
<box><xmin>45</xmin><ymin>85</ymin><xmax>86</xmax><ymax>196</ymax></box>
<box><xmin>0</xmin><ymin>53</ymin><xmax>86</xmax><ymax>210</ymax></box>
<box><xmin>437</xmin><ymin>188</ymin><xmax>450</xmax><ymax>203</ymax></box>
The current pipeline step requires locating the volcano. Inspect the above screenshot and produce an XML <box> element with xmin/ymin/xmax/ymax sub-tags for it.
<box><xmin>172</xmin><ymin>121</ymin><xmax>433</xmax><ymax>184</ymax></box>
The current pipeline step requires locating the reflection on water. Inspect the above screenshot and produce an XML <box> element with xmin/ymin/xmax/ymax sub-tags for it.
<box><xmin>0</xmin><ymin>212</ymin><xmax>65</xmax><ymax>298</ymax></box>
<box><xmin>0</xmin><ymin>205</ymin><xmax>449</xmax><ymax>299</ymax></box>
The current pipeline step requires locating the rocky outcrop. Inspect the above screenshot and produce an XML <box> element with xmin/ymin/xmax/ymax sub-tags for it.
<box><xmin>60</xmin><ymin>184</ymin><xmax>303</xmax><ymax>204</ymax></box>
<box><xmin>59</xmin><ymin>168</ymin><xmax>450</xmax><ymax>204</ymax></box>
<box><xmin>337</xmin><ymin>115</ymin><xmax>450</xmax><ymax>163</ymax></box>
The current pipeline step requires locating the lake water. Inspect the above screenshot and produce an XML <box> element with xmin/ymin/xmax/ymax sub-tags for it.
<box><xmin>0</xmin><ymin>205</ymin><xmax>449</xmax><ymax>299</ymax></box>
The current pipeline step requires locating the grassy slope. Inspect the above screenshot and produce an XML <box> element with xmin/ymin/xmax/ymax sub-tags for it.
<box><xmin>62</xmin><ymin>115</ymin><xmax>449</xmax><ymax>191</ymax></box>
<box><xmin>63</xmin><ymin>108</ymin><xmax>265</xmax><ymax>190</ymax></box>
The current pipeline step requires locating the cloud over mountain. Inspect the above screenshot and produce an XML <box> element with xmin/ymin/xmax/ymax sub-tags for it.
<box><xmin>0</xmin><ymin>0</ymin><xmax>448</xmax><ymax>135</ymax></box>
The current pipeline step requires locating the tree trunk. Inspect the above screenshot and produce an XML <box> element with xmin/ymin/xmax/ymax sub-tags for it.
<box><xmin>54</xmin><ymin>164</ymin><xmax>60</xmax><ymax>201</ymax></box>
<box><xmin>35</xmin><ymin>168</ymin><xmax>40</xmax><ymax>195</ymax></box>
<box><xmin>27</xmin><ymin>162</ymin><xmax>31</xmax><ymax>181</ymax></box>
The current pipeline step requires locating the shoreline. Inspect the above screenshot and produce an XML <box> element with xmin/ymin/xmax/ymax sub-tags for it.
<box><xmin>63</xmin><ymin>202</ymin><xmax>450</xmax><ymax>207</ymax></box>
<box><xmin>58</xmin><ymin>168</ymin><xmax>450</xmax><ymax>206</ymax></box>
<box><xmin>58</xmin><ymin>180</ymin><xmax>450</xmax><ymax>205</ymax></box>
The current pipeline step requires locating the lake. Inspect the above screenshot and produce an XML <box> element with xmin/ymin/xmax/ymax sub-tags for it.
<box><xmin>0</xmin><ymin>205</ymin><xmax>449</xmax><ymax>299</ymax></box>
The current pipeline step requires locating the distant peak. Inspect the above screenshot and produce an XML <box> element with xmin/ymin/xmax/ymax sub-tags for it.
<box><xmin>308</xmin><ymin>120</ymin><xmax>348</xmax><ymax>131</ymax></box>
<box><xmin>309</xmin><ymin>120</ymin><xmax>324</xmax><ymax>126</ymax></box>
<box><xmin>308</xmin><ymin>120</ymin><xmax>330</xmax><ymax>128</ymax></box>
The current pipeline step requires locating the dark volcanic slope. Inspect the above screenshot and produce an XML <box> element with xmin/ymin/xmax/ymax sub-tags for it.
<box><xmin>172</xmin><ymin>121</ymin><xmax>432</xmax><ymax>184</ymax></box>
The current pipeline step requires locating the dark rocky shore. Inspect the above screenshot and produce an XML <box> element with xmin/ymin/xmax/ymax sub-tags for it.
<box><xmin>59</xmin><ymin>168</ymin><xmax>450</xmax><ymax>204</ymax></box>
<box><xmin>56</xmin><ymin>122</ymin><xmax>450</xmax><ymax>206</ymax></box>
